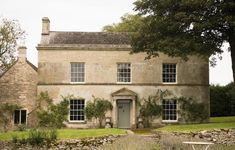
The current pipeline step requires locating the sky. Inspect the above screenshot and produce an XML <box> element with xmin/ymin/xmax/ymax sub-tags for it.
<box><xmin>0</xmin><ymin>0</ymin><xmax>233</xmax><ymax>85</ymax></box>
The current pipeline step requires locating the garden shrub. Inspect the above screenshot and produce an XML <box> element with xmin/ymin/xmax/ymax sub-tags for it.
<box><xmin>139</xmin><ymin>90</ymin><xmax>171</xmax><ymax>127</ymax></box>
<box><xmin>85</xmin><ymin>96</ymin><xmax>113</xmax><ymax>127</ymax></box>
<box><xmin>178</xmin><ymin>97</ymin><xmax>209</xmax><ymax>123</ymax></box>
<box><xmin>12</xmin><ymin>129</ymin><xmax>57</xmax><ymax>146</ymax></box>
<box><xmin>37</xmin><ymin>92</ymin><xmax>69</xmax><ymax>128</ymax></box>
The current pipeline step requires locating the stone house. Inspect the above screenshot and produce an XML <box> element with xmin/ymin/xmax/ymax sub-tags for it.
<box><xmin>0</xmin><ymin>47</ymin><xmax>38</xmax><ymax>130</ymax></box>
<box><xmin>37</xmin><ymin>17</ymin><xmax>209</xmax><ymax>129</ymax></box>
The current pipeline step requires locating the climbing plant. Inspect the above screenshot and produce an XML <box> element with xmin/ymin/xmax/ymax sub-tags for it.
<box><xmin>139</xmin><ymin>89</ymin><xmax>171</xmax><ymax>127</ymax></box>
<box><xmin>0</xmin><ymin>103</ymin><xmax>21</xmax><ymax>132</ymax></box>
<box><xmin>85</xmin><ymin>96</ymin><xmax>113</xmax><ymax>128</ymax></box>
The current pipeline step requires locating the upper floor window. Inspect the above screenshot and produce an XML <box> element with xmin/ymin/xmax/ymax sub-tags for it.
<box><xmin>14</xmin><ymin>110</ymin><xmax>27</xmax><ymax>124</ymax></box>
<box><xmin>69</xmin><ymin>99</ymin><xmax>85</xmax><ymax>122</ymax></box>
<box><xmin>162</xmin><ymin>63</ymin><xmax>176</xmax><ymax>83</ymax></box>
<box><xmin>117</xmin><ymin>63</ymin><xmax>131</xmax><ymax>83</ymax></box>
<box><xmin>71</xmin><ymin>63</ymin><xmax>85</xmax><ymax>83</ymax></box>
<box><xmin>162</xmin><ymin>99</ymin><xmax>177</xmax><ymax>122</ymax></box>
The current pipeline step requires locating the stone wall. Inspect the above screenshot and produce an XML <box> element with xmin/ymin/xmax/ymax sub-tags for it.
<box><xmin>37</xmin><ymin>46</ymin><xmax>209</xmax><ymax>128</ymax></box>
<box><xmin>0</xmin><ymin>47</ymin><xmax>38</xmax><ymax>130</ymax></box>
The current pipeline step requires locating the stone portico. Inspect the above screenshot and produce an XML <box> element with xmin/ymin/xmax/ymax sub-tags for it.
<box><xmin>111</xmin><ymin>88</ymin><xmax>137</xmax><ymax>128</ymax></box>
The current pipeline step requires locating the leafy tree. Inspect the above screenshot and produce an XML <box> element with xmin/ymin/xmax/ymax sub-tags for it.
<box><xmin>102</xmin><ymin>13</ymin><xmax>144</xmax><ymax>32</ymax></box>
<box><xmin>131</xmin><ymin>0</ymin><xmax>235</xmax><ymax>81</ymax></box>
<box><xmin>0</xmin><ymin>17</ymin><xmax>25</xmax><ymax>73</ymax></box>
<box><xmin>37</xmin><ymin>92</ymin><xmax>69</xmax><ymax>128</ymax></box>
<box><xmin>210</xmin><ymin>82</ymin><xmax>235</xmax><ymax>116</ymax></box>
<box><xmin>85</xmin><ymin>96</ymin><xmax>113</xmax><ymax>128</ymax></box>
<box><xmin>139</xmin><ymin>89</ymin><xmax>171</xmax><ymax>127</ymax></box>
<box><xmin>0</xmin><ymin>103</ymin><xmax>21</xmax><ymax>132</ymax></box>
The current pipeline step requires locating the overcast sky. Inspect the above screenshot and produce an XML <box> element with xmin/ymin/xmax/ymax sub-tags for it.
<box><xmin>0</xmin><ymin>0</ymin><xmax>233</xmax><ymax>85</ymax></box>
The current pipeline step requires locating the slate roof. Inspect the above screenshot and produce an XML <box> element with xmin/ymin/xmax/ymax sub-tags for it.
<box><xmin>47</xmin><ymin>31</ymin><xmax>131</xmax><ymax>45</ymax></box>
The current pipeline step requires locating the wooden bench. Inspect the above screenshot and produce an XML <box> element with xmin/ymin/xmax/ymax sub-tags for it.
<box><xmin>183</xmin><ymin>141</ymin><xmax>214</xmax><ymax>150</ymax></box>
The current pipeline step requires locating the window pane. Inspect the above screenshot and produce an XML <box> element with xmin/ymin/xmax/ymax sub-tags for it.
<box><xmin>162</xmin><ymin>99</ymin><xmax>177</xmax><ymax>121</ymax></box>
<box><xmin>71</xmin><ymin>63</ymin><xmax>85</xmax><ymax>82</ymax></box>
<box><xmin>117</xmin><ymin>63</ymin><xmax>131</xmax><ymax>82</ymax></box>
<box><xmin>14</xmin><ymin>110</ymin><xmax>20</xmax><ymax>124</ymax></box>
<box><xmin>162</xmin><ymin>64</ymin><xmax>176</xmax><ymax>83</ymax></box>
<box><xmin>21</xmin><ymin>110</ymin><xmax>27</xmax><ymax>124</ymax></box>
<box><xmin>69</xmin><ymin>99</ymin><xmax>85</xmax><ymax>121</ymax></box>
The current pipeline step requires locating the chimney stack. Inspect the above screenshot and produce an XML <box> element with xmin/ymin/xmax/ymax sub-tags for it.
<box><xmin>42</xmin><ymin>17</ymin><xmax>50</xmax><ymax>35</ymax></box>
<box><xmin>18</xmin><ymin>46</ymin><xmax>27</xmax><ymax>61</ymax></box>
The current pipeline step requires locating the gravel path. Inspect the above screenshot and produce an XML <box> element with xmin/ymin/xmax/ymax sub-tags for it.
<box><xmin>98</xmin><ymin>133</ymin><xmax>159</xmax><ymax>150</ymax></box>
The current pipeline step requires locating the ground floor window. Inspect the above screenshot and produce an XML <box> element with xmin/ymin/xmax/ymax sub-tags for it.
<box><xmin>162</xmin><ymin>99</ymin><xmax>177</xmax><ymax>122</ymax></box>
<box><xmin>69</xmin><ymin>99</ymin><xmax>85</xmax><ymax>121</ymax></box>
<box><xmin>14</xmin><ymin>110</ymin><xmax>27</xmax><ymax>124</ymax></box>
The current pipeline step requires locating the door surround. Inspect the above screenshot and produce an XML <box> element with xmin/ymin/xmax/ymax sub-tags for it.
<box><xmin>111</xmin><ymin>88</ymin><xmax>137</xmax><ymax>129</ymax></box>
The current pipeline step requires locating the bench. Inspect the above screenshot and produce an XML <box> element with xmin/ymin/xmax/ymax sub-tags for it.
<box><xmin>182</xmin><ymin>141</ymin><xmax>214</xmax><ymax>150</ymax></box>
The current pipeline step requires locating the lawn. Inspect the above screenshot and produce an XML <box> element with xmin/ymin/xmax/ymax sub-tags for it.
<box><xmin>0</xmin><ymin>128</ymin><xmax>126</xmax><ymax>141</ymax></box>
<box><xmin>156</xmin><ymin>116</ymin><xmax>235</xmax><ymax>132</ymax></box>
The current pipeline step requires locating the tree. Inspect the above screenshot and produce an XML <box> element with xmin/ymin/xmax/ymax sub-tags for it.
<box><xmin>0</xmin><ymin>17</ymin><xmax>25</xmax><ymax>73</ymax></box>
<box><xmin>0</xmin><ymin>103</ymin><xmax>21</xmax><ymax>132</ymax></box>
<box><xmin>85</xmin><ymin>96</ymin><xmax>113</xmax><ymax>128</ymax></box>
<box><xmin>131</xmin><ymin>0</ymin><xmax>235</xmax><ymax>81</ymax></box>
<box><xmin>102</xmin><ymin>13</ymin><xmax>144</xmax><ymax>32</ymax></box>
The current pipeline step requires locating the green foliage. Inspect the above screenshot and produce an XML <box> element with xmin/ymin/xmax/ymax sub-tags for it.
<box><xmin>37</xmin><ymin>92</ymin><xmax>69</xmax><ymax>128</ymax></box>
<box><xmin>0</xmin><ymin>103</ymin><xmax>21</xmax><ymax>132</ymax></box>
<box><xmin>139</xmin><ymin>90</ymin><xmax>171</xmax><ymax>127</ymax></box>
<box><xmin>16</xmin><ymin>124</ymin><xmax>27</xmax><ymax>131</ymax></box>
<box><xmin>102</xmin><ymin>13</ymin><xmax>144</xmax><ymax>32</ymax></box>
<box><xmin>178</xmin><ymin>97</ymin><xmax>208</xmax><ymax>123</ymax></box>
<box><xmin>131</xmin><ymin>0</ymin><xmax>235</xmax><ymax>81</ymax></box>
<box><xmin>0</xmin><ymin>17</ymin><xmax>25</xmax><ymax>72</ymax></box>
<box><xmin>85</xmin><ymin>96</ymin><xmax>113</xmax><ymax>127</ymax></box>
<box><xmin>12</xmin><ymin>129</ymin><xmax>57</xmax><ymax>146</ymax></box>
<box><xmin>210</xmin><ymin>82</ymin><xmax>235</xmax><ymax>116</ymax></box>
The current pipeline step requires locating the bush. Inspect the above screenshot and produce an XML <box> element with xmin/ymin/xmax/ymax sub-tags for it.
<box><xmin>210</xmin><ymin>82</ymin><xmax>235</xmax><ymax>117</ymax></box>
<box><xmin>138</xmin><ymin>90</ymin><xmax>171</xmax><ymax>127</ymax></box>
<box><xmin>85</xmin><ymin>96</ymin><xmax>113</xmax><ymax>127</ymax></box>
<box><xmin>37</xmin><ymin>92</ymin><xmax>69</xmax><ymax>128</ymax></box>
<box><xmin>12</xmin><ymin>129</ymin><xmax>57</xmax><ymax>146</ymax></box>
<box><xmin>16</xmin><ymin>124</ymin><xmax>27</xmax><ymax>131</ymax></box>
<box><xmin>178</xmin><ymin>97</ymin><xmax>209</xmax><ymax>123</ymax></box>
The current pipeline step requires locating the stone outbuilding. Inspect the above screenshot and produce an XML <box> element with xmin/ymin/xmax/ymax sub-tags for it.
<box><xmin>0</xmin><ymin>47</ymin><xmax>38</xmax><ymax>131</ymax></box>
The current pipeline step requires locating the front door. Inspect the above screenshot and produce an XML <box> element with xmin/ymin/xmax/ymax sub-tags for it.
<box><xmin>118</xmin><ymin>100</ymin><xmax>130</xmax><ymax>128</ymax></box>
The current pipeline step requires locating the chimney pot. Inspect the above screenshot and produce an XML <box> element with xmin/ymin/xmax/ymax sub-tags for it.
<box><xmin>42</xmin><ymin>17</ymin><xmax>50</xmax><ymax>35</ymax></box>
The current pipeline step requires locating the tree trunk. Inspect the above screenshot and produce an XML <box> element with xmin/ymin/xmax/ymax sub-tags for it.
<box><xmin>229</xmin><ymin>35</ymin><xmax>235</xmax><ymax>84</ymax></box>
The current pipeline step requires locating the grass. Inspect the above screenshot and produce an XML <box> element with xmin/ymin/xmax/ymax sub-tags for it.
<box><xmin>156</xmin><ymin>116</ymin><xmax>235</xmax><ymax>132</ymax></box>
<box><xmin>58</xmin><ymin>128</ymin><xmax>126</xmax><ymax>139</ymax></box>
<box><xmin>0</xmin><ymin>128</ymin><xmax>126</xmax><ymax>141</ymax></box>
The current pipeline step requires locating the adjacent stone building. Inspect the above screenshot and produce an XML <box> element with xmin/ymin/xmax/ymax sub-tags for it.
<box><xmin>37</xmin><ymin>17</ymin><xmax>209</xmax><ymax>128</ymax></box>
<box><xmin>0</xmin><ymin>47</ymin><xmax>38</xmax><ymax>130</ymax></box>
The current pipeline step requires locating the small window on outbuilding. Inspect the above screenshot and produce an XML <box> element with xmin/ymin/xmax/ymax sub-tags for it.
<box><xmin>14</xmin><ymin>110</ymin><xmax>27</xmax><ymax>124</ymax></box>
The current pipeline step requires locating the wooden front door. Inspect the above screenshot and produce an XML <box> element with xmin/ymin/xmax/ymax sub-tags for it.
<box><xmin>118</xmin><ymin>100</ymin><xmax>130</xmax><ymax>128</ymax></box>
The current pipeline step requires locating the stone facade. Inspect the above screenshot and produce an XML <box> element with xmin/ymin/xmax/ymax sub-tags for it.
<box><xmin>0</xmin><ymin>47</ymin><xmax>38</xmax><ymax>130</ymax></box>
<box><xmin>37</xmin><ymin>17</ymin><xmax>209</xmax><ymax>129</ymax></box>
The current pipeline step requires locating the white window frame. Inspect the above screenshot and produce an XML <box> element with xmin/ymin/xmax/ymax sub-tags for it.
<box><xmin>14</xmin><ymin>109</ymin><xmax>27</xmax><ymax>125</ymax></box>
<box><xmin>69</xmin><ymin>99</ymin><xmax>85</xmax><ymax>122</ymax></box>
<box><xmin>70</xmin><ymin>62</ymin><xmax>85</xmax><ymax>84</ymax></box>
<box><xmin>162</xmin><ymin>63</ymin><xmax>177</xmax><ymax>84</ymax></box>
<box><xmin>162</xmin><ymin>99</ymin><xmax>178</xmax><ymax>123</ymax></box>
<box><xmin>117</xmin><ymin>63</ymin><xmax>132</xmax><ymax>84</ymax></box>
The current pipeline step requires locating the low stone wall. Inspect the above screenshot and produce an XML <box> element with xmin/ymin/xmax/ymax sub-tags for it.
<box><xmin>0</xmin><ymin>135</ymin><xmax>122</xmax><ymax>150</ymax></box>
<box><xmin>172</xmin><ymin>128</ymin><xmax>235</xmax><ymax>146</ymax></box>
